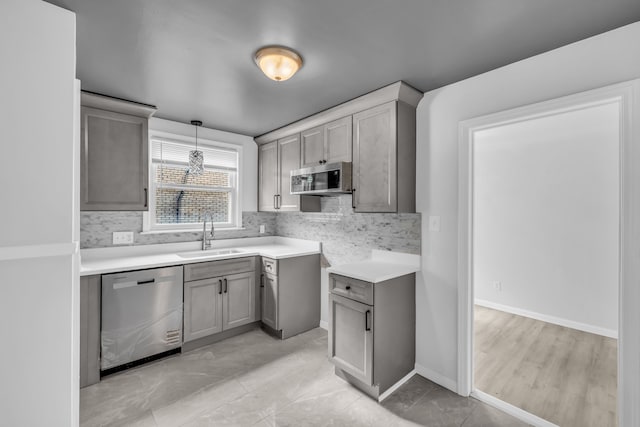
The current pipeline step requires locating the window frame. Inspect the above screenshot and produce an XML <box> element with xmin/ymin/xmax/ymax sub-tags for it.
<box><xmin>143</xmin><ymin>130</ymin><xmax>243</xmax><ymax>232</ymax></box>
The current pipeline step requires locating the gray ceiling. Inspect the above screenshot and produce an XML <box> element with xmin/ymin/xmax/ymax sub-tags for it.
<box><xmin>45</xmin><ymin>0</ymin><xmax>640</xmax><ymax>137</ymax></box>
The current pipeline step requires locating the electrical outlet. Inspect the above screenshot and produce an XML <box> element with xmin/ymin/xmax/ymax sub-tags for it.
<box><xmin>113</xmin><ymin>231</ymin><xmax>134</xmax><ymax>245</ymax></box>
<box><xmin>492</xmin><ymin>281</ymin><xmax>502</xmax><ymax>292</ymax></box>
<box><xmin>259</xmin><ymin>224</ymin><xmax>265</xmax><ymax>234</ymax></box>
<box><xmin>428</xmin><ymin>216</ymin><xmax>441</xmax><ymax>232</ymax></box>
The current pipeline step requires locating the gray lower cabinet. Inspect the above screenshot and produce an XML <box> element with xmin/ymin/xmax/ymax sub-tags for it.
<box><xmin>328</xmin><ymin>272</ymin><xmax>415</xmax><ymax>399</ymax></box>
<box><xmin>80</xmin><ymin>91</ymin><xmax>156</xmax><ymax>211</ymax></box>
<box><xmin>183</xmin><ymin>258</ymin><xmax>256</xmax><ymax>344</ymax></box>
<box><xmin>80</xmin><ymin>275</ymin><xmax>101</xmax><ymax>388</ymax></box>
<box><xmin>260</xmin><ymin>254</ymin><xmax>320</xmax><ymax>339</ymax></box>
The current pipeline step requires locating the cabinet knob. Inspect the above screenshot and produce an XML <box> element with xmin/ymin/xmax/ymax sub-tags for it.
<box><xmin>345</xmin><ymin>286</ymin><xmax>351</xmax><ymax>290</ymax></box>
<box><xmin>318</xmin><ymin>160</ymin><xmax>323</xmax><ymax>164</ymax></box>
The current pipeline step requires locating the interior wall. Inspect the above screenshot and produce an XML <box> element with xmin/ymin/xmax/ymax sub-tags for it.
<box><xmin>0</xmin><ymin>1</ymin><xmax>77</xmax><ymax>425</ymax></box>
<box><xmin>473</xmin><ymin>102</ymin><xmax>619</xmax><ymax>337</ymax></box>
<box><xmin>415</xmin><ymin>21</ymin><xmax>640</xmax><ymax>389</ymax></box>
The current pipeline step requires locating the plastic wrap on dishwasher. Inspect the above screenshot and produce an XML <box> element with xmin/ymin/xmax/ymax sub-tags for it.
<box><xmin>101</xmin><ymin>304</ymin><xmax>183</xmax><ymax>370</ymax></box>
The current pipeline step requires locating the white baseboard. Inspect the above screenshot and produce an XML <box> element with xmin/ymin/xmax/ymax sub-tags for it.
<box><xmin>472</xmin><ymin>389</ymin><xmax>559</xmax><ymax>427</ymax></box>
<box><xmin>474</xmin><ymin>299</ymin><xmax>618</xmax><ymax>339</ymax></box>
<box><xmin>414</xmin><ymin>363</ymin><xmax>457</xmax><ymax>394</ymax></box>
<box><xmin>319</xmin><ymin>320</ymin><xmax>328</xmax><ymax>330</ymax></box>
<box><xmin>378</xmin><ymin>369</ymin><xmax>416</xmax><ymax>402</ymax></box>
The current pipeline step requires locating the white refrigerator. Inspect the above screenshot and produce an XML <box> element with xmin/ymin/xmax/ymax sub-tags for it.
<box><xmin>0</xmin><ymin>1</ymin><xmax>80</xmax><ymax>425</ymax></box>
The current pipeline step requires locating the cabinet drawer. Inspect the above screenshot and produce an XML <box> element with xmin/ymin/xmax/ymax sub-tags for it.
<box><xmin>261</xmin><ymin>257</ymin><xmax>278</xmax><ymax>276</ymax></box>
<box><xmin>185</xmin><ymin>257</ymin><xmax>256</xmax><ymax>282</ymax></box>
<box><xmin>329</xmin><ymin>274</ymin><xmax>373</xmax><ymax>305</ymax></box>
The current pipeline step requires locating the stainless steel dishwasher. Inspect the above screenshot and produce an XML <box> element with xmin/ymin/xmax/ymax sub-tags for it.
<box><xmin>101</xmin><ymin>265</ymin><xmax>183</xmax><ymax>374</ymax></box>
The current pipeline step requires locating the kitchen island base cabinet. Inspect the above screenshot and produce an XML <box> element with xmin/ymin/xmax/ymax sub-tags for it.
<box><xmin>328</xmin><ymin>272</ymin><xmax>415</xmax><ymax>399</ymax></box>
<box><xmin>183</xmin><ymin>258</ymin><xmax>257</xmax><ymax>348</ymax></box>
<box><xmin>260</xmin><ymin>254</ymin><xmax>321</xmax><ymax>339</ymax></box>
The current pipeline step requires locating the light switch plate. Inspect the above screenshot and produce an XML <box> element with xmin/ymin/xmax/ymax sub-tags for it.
<box><xmin>259</xmin><ymin>224</ymin><xmax>266</xmax><ymax>234</ymax></box>
<box><xmin>113</xmin><ymin>231</ymin><xmax>134</xmax><ymax>245</ymax></box>
<box><xmin>428</xmin><ymin>216</ymin><xmax>441</xmax><ymax>232</ymax></box>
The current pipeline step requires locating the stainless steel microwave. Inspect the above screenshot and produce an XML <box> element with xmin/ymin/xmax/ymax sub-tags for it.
<box><xmin>290</xmin><ymin>162</ymin><xmax>352</xmax><ymax>195</ymax></box>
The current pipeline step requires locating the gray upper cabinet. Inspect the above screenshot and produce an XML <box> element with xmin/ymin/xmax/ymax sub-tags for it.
<box><xmin>255</xmin><ymin>82</ymin><xmax>421</xmax><ymax>214</ymax></box>
<box><xmin>80</xmin><ymin>92</ymin><xmax>156</xmax><ymax>211</ymax></box>
<box><xmin>258</xmin><ymin>135</ymin><xmax>320</xmax><ymax>212</ymax></box>
<box><xmin>353</xmin><ymin>100</ymin><xmax>416</xmax><ymax>213</ymax></box>
<box><xmin>258</xmin><ymin>141</ymin><xmax>278</xmax><ymax>211</ymax></box>
<box><xmin>301</xmin><ymin>116</ymin><xmax>352</xmax><ymax>167</ymax></box>
<box><xmin>278</xmin><ymin>134</ymin><xmax>302</xmax><ymax>211</ymax></box>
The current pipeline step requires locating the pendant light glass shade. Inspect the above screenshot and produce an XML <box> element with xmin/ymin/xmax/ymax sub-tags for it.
<box><xmin>189</xmin><ymin>120</ymin><xmax>204</xmax><ymax>175</ymax></box>
<box><xmin>254</xmin><ymin>46</ymin><xmax>303</xmax><ymax>82</ymax></box>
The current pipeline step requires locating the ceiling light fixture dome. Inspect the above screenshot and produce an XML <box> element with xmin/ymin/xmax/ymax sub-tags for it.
<box><xmin>254</xmin><ymin>46</ymin><xmax>303</xmax><ymax>82</ymax></box>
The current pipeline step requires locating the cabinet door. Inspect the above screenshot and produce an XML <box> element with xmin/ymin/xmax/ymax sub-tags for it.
<box><xmin>325</xmin><ymin>116</ymin><xmax>352</xmax><ymax>164</ymax></box>
<box><xmin>80</xmin><ymin>275</ymin><xmax>101</xmax><ymax>388</ymax></box>
<box><xmin>81</xmin><ymin>106</ymin><xmax>148</xmax><ymax>211</ymax></box>
<box><xmin>301</xmin><ymin>125</ymin><xmax>325</xmax><ymax>167</ymax></box>
<box><xmin>328</xmin><ymin>294</ymin><xmax>373</xmax><ymax>386</ymax></box>
<box><xmin>261</xmin><ymin>273</ymin><xmax>278</xmax><ymax>330</ymax></box>
<box><xmin>278</xmin><ymin>134</ymin><xmax>301</xmax><ymax>211</ymax></box>
<box><xmin>184</xmin><ymin>278</ymin><xmax>223</xmax><ymax>342</ymax></box>
<box><xmin>258</xmin><ymin>141</ymin><xmax>278</xmax><ymax>211</ymax></box>
<box><xmin>352</xmin><ymin>101</ymin><xmax>397</xmax><ymax>212</ymax></box>
<box><xmin>222</xmin><ymin>272</ymin><xmax>255</xmax><ymax>330</ymax></box>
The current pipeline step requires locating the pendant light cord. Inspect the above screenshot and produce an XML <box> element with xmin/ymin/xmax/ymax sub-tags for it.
<box><xmin>195</xmin><ymin>125</ymin><xmax>198</xmax><ymax>151</ymax></box>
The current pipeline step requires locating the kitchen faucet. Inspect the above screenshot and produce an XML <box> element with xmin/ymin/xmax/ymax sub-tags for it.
<box><xmin>202</xmin><ymin>213</ymin><xmax>215</xmax><ymax>250</ymax></box>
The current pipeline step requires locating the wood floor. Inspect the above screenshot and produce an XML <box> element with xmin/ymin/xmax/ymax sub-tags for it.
<box><xmin>474</xmin><ymin>305</ymin><xmax>617</xmax><ymax>427</ymax></box>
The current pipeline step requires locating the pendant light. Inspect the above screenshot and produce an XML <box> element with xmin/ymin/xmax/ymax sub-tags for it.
<box><xmin>254</xmin><ymin>46</ymin><xmax>303</xmax><ymax>82</ymax></box>
<box><xmin>189</xmin><ymin>120</ymin><xmax>204</xmax><ymax>175</ymax></box>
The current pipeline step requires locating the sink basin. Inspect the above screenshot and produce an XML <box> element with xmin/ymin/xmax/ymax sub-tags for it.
<box><xmin>177</xmin><ymin>248</ymin><xmax>245</xmax><ymax>259</ymax></box>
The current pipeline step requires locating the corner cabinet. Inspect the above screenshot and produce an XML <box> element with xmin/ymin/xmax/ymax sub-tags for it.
<box><xmin>80</xmin><ymin>91</ymin><xmax>156</xmax><ymax>211</ymax></box>
<box><xmin>260</xmin><ymin>254</ymin><xmax>320</xmax><ymax>339</ymax></box>
<box><xmin>352</xmin><ymin>101</ymin><xmax>416</xmax><ymax>213</ymax></box>
<box><xmin>258</xmin><ymin>135</ymin><xmax>320</xmax><ymax>212</ymax></box>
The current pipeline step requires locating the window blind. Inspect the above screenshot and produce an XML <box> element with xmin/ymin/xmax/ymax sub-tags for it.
<box><xmin>151</xmin><ymin>137</ymin><xmax>238</xmax><ymax>170</ymax></box>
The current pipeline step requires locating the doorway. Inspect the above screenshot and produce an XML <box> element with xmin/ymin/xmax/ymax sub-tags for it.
<box><xmin>457</xmin><ymin>80</ymin><xmax>639</xmax><ymax>427</ymax></box>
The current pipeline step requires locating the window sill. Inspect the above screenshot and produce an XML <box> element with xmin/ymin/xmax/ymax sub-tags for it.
<box><xmin>140</xmin><ymin>227</ymin><xmax>246</xmax><ymax>235</ymax></box>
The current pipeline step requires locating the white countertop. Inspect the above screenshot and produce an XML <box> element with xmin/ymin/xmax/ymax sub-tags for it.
<box><xmin>80</xmin><ymin>236</ymin><xmax>321</xmax><ymax>276</ymax></box>
<box><xmin>326</xmin><ymin>250</ymin><xmax>420</xmax><ymax>283</ymax></box>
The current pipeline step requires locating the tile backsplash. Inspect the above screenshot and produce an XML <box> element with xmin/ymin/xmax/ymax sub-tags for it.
<box><xmin>80</xmin><ymin>211</ymin><xmax>277</xmax><ymax>248</ymax></box>
<box><xmin>80</xmin><ymin>195</ymin><xmax>422</xmax><ymax>266</ymax></box>
<box><xmin>276</xmin><ymin>195</ymin><xmax>421</xmax><ymax>267</ymax></box>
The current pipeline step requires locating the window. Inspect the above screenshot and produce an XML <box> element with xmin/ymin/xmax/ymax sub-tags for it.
<box><xmin>146</xmin><ymin>132</ymin><xmax>241</xmax><ymax>231</ymax></box>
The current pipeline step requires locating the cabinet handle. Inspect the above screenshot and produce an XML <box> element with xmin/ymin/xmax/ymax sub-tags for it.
<box><xmin>352</xmin><ymin>188</ymin><xmax>356</xmax><ymax>209</ymax></box>
<box><xmin>137</xmin><ymin>279</ymin><xmax>154</xmax><ymax>285</ymax></box>
<box><xmin>365</xmin><ymin>310</ymin><xmax>371</xmax><ymax>331</ymax></box>
<box><xmin>345</xmin><ymin>286</ymin><xmax>351</xmax><ymax>290</ymax></box>
<box><xmin>277</xmin><ymin>194</ymin><xmax>281</xmax><ymax>209</ymax></box>
<box><xmin>318</xmin><ymin>160</ymin><xmax>323</xmax><ymax>165</ymax></box>
<box><xmin>218</xmin><ymin>279</ymin><xmax>223</xmax><ymax>295</ymax></box>
<box><xmin>144</xmin><ymin>188</ymin><xmax>148</xmax><ymax>208</ymax></box>
<box><xmin>224</xmin><ymin>278</ymin><xmax>228</xmax><ymax>293</ymax></box>
<box><xmin>260</xmin><ymin>274</ymin><xmax>265</xmax><ymax>288</ymax></box>
<box><xmin>273</xmin><ymin>194</ymin><xmax>277</xmax><ymax>209</ymax></box>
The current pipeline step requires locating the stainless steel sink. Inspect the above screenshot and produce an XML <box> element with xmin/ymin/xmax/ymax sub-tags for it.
<box><xmin>177</xmin><ymin>248</ymin><xmax>245</xmax><ymax>259</ymax></box>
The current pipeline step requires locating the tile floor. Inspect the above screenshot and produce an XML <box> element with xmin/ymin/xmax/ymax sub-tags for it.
<box><xmin>81</xmin><ymin>327</ymin><xmax>529</xmax><ymax>426</ymax></box>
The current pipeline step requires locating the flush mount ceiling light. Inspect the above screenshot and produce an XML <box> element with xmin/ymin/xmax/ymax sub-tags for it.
<box><xmin>254</xmin><ymin>46</ymin><xmax>303</xmax><ymax>82</ymax></box>
<box><xmin>188</xmin><ymin>120</ymin><xmax>204</xmax><ymax>175</ymax></box>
